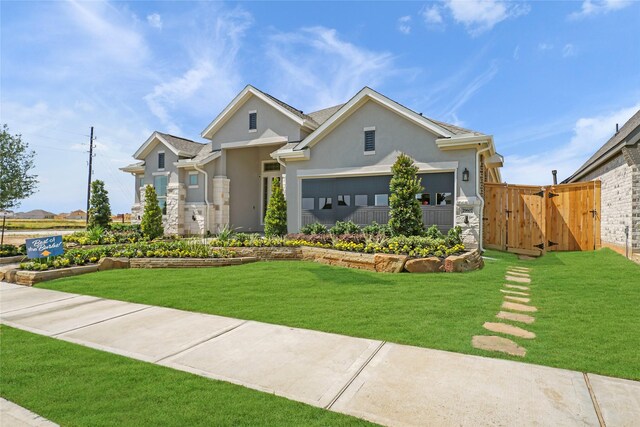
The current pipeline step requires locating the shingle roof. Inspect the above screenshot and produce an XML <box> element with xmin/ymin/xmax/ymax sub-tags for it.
<box><xmin>564</xmin><ymin>109</ymin><xmax>640</xmax><ymax>182</ymax></box>
<box><xmin>256</xmin><ymin>89</ymin><xmax>319</xmax><ymax>126</ymax></box>
<box><xmin>157</xmin><ymin>132</ymin><xmax>206</xmax><ymax>157</ymax></box>
<box><xmin>307</xmin><ymin>104</ymin><xmax>345</xmax><ymax>125</ymax></box>
<box><xmin>429</xmin><ymin>118</ymin><xmax>485</xmax><ymax>136</ymax></box>
<box><xmin>192</xmin><ymin>143</ymin><xmax>216</xmax><ymax>162</ymax></box>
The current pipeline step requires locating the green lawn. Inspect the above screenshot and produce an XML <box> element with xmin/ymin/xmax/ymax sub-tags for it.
<box><xmin>0</xmin><ymin>326</ymin><xmax>375</xmax><ymax>426</ymax></box>
<box><xmin>39</xmin><ymin>249</ymin><xmax>640</xmax><ymax>380</ymax></box>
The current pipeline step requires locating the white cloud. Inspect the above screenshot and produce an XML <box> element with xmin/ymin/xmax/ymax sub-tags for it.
<box><xmin>562</xmin><ymin>43</ymin><xmax>576</xmax><ymax>57</ymax></box>
<box><xmin>569</xmin><ymin>0</ymin><xmax>634</xmax><ymax>19</ymax></box>
<box><xmin>442</xmin><ymin>61</ymin><xmax>499</xmax><ymax>120</ymax></box>
<box><xmin>513</xmin><ymin>45</ymin><xmax>520</xmax><ymax>60</ymax></box>
<box><xmin>147</xmin><ymin>13</ymin><xmax>162</xmax><ymax>29</ymax></box>
<box><xmin>421</xmin><ymin>5</ymin><xmax>444</xmax><ymax>25</ymax></box>
<box><xmin>501</xmin><ymin>104</ymin><xmax>640</xmax><ymax>185</ymax></box>
<box><xmin>143</xmin><ymin>7</ymin><xmax>253</xmax><ymax>133</ymax></box>
<box><xmin>538</xmin><ymin>42</ymin><xmax>554</xmax><ymax>51</ymax></box>
<box><xmin>266</xmin><ymin>27</ymin><xmax>410</xmax><ymax>111</ymax></box>
<box><xmin>444</xmin><ymin>0</ymin><xmax>530</xmax><ymax>36</ymax></box>
<box><xmin>397</xmin><ymin>15</ymin><xmax>412</xmax><ymax>34</ymax></box>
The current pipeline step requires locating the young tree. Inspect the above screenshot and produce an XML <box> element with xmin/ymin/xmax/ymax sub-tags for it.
<box><xmin>388</xmin><ymin>153</ymin><xmax>424</xmax><ymax>236</ymax></box>
<box><xmin>264</xmin><ymin>177</ymin><xmax>287</xmax><ymax>237</ymax></box>
<box><xmin>141</xmin><ymin>185</ymin><xmax>164</xmax><ymax>240</ymax></box>
<box><xmin>88</xmin><ymin>180</ymin><xmax>112</xmax><ymax>229</ymax></box>
<box><xmin>0</xmin><ymin>124</ymin><xmax>38</xmax><ymax>211</ymax></box>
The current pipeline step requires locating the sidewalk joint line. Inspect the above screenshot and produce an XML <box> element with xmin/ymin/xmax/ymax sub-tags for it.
<box><xmin>52</xmin><ymin>306</ymin><xmax>153</xmax><ymax>337</ymax></box>
<box><xmin>583</xmin><ymin>372</ymin><xmax>606</xmax><ymax>427</ymax></box>
<box><xmin>154</xmin><ymin>320</ymin><xmax>250</xmax><ymax>364</ymax></box>
<box><xmin>0</xmin><ymin>294</ymin><xmax>81</xmax><ymax>315</ymax></box>
<box><xmin>325</xmin><ymin>341</ymin><xmax>387</xmax><ymax>410</ymax></box>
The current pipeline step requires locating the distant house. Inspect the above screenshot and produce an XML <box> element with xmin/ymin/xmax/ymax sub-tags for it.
<box><xmin>14</xmin><ymin>209</ymin><xmax>56</xmax><ymax>219</ymax></box>
<box><xmin>564</xmin><ymin>109</ymin><xmax>640</xmax><ymax>258</ymax></box>
<box><xmin>56</xmin><ymin>210</ymin><xmax>86</xmax><ymax>220</ymax></box>
<box><xmin>122</xmin><ymin>85</ymin><xmax>503</xmax><ymax>248</ymax></box>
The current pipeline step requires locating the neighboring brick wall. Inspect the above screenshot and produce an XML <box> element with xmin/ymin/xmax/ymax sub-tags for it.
<box><xmin>580</xmin><ymin>154</ymin><xmax>634</xmax><ymax>252</ymax></box>
<box><xmin>631</xmin><ymin>162</ymin><xmax>640</xmax><ymax>253</ymax></box>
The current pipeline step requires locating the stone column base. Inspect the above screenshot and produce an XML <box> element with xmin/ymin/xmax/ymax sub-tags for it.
<box><xmin>456</xmin><ymin>197</ymin><xmax>482</xmax><ymax>249</ymax></box>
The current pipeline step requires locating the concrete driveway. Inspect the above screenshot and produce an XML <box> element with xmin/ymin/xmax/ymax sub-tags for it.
<box><xmin>1</xmin><ymin>282</ymin><xmax>638</xmax><ymax>426</ymax></box>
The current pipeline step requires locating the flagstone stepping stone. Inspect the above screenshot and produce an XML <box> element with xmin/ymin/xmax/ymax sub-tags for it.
<box><xmin>517</xmin><ymin>255</ymin><xmax>536</xmax><ymax>260</ymax></box>
<box><xmin>500</xmin><ymin>289</ymin><xmax>529</xmax><ymax>296</ymax></box>
<box><xmin>502</xmin><ymin>301</ymin><xmax>537</xmax><ymax>313</ymax></box>
<box><xmin>504</xmin><ymin>295</ymin><xmax>531</xmax><ymax>304</ymax></box>
<box><xmin>496</xmin><ymin>311</ymin><xmax>535</xmax><ymax>325</ymax></box>
<box><xmin>506</xmin><ymin>271</ymin><xmax>530</xmax><ymax>278</ymax></box>
<box><xmin>471</xmin><ymin>335</ymin><xmax>526</xmax><ymax>357</ymax></box>
<box><xmin>505</xmin><ymin>275</ymin><xmax>531</xmax><ymax>284</ymax></box>
<box><xmin>505</xmin><ymin>284</ymin><xmax>530</xmax><ymax>291</ymax></box>
<box><xmin>509</xmin><ymin>266</ymin><xmax>530</xmax><ymax>272</ymax></box>
<box><xmin>483</xmin><ymin>322</ymin><xmax>536</xmax><ymax>339</ymax></box>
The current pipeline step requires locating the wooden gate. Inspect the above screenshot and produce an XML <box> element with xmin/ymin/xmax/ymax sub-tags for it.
<box><xmin>483</xmin><ymin>181</ymin><xmax>601</xmax><ymax>255</ymax></box>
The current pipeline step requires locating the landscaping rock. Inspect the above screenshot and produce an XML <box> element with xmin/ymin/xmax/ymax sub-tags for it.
<box><xmin>97</xmin><ymin>257</ymin><xmax>130</xmax><ymax>271</ymax></box>
<box><xmin>374</xmin><ymin>254</ymin><xmax>408</xmax><ymax>273</ymax></box>
<box><xmin>404</xmin><ymin>257</ymin><xmax>442</xmax><ymax>273</ymax></box>
<box><xmin>2</xmin><ymin>268</ymin><xmax>19</xmax><ymax>284</ymax></box>
<box><xmin>300</xmin><ymin>247</ymin><xmax>377</xmax><ymax>271</ymax></box>
<box><xmin>471</xmin><ymin>335</ymin><xmax>526</xmax><ymax>357</ymax></box>
<box><xmin>505</xmin><ymin>275</ymin><xmax>531</xmax><ymax>284</ymax></box>
<box><xmin>14</xmin><ymin>264</ymin><xmax>100</xmax><ymax>286</ymax></box>
<box><xmin>496</xmin><ymin>311</ymin><xmax>535</xmax><ymax>325</ymax></box>
<box><xmin>483</xmin><ymin>322</ymin><xmax>536</xmax><ymax>339</ymax></box>
<box><xmin>443</xmin><ymin>249</ymin><xmax>483</xmax><ymax>272</ymax></box>
<box><xmin>502</xmin><ymin>301</ymin><xmax>537</xmax><ymax>313</ymax></box>
<box><xmin>0</xmin><ymin>255</ymin><xmax>26</xmax><ymax>265</ymax></box>
<box><xmin>130</xmin><ymin>257</ymin><xmax>257</xmax><ymax>269</ymax></box>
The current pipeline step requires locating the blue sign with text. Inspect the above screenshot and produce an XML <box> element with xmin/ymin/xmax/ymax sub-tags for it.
<box><xmin>26</xmin><ymin>235</ymin><xmax>64</xmax><ymax>259</ymax></box>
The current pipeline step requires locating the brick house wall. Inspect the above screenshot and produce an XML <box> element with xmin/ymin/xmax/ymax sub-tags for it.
<box><xmin>581</xmin><ymin>153</ymin><xmax>637</xmax><ymax>254</ymax></box>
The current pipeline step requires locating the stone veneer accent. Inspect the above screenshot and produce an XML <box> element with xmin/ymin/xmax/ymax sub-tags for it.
<box><xmin>581</xmin><ymin>154</ymin><xmax>637</xmax><ymax>254</ymax></box>
<box><xmin>165</xmin><ymin>183</ymin><xmax>186</xmax><ymax>235</ymax></box>
<box><xmin>212</xmin><ymin>176</ymin><xmax>230</xmax><ymax>234</ymax></box>
<box><xmin>456</xmin><ymin>198</ymin><xmax>481</xmax><ymax>249</ymax></box>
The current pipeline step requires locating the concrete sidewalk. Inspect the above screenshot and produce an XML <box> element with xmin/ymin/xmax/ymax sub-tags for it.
<box><xmin>1</xmin><ymin>282</ymin><xmax>638</xmax><ymax>426</ymax></box>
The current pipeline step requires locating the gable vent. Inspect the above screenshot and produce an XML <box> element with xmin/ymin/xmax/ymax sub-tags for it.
<box><xmin>364</xmin><ymin>130</ymin><xmax>376</xmax><ymax>152</ymax></box>
<box><xmin>249</xmin><ymin>112</ymin><xmax>257</xmax><ymax>130</ymax></box>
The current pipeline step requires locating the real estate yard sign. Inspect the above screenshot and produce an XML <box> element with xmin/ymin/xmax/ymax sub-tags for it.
<box><xmin>26</xmin><ymin>236</ymin><xmax>64</xmax><ymax>259</ymax></box>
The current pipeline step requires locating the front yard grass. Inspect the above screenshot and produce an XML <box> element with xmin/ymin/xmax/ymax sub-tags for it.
<box><xmin>0</xmin><ymin>326</ymin><xmax>374</xmax><ymax>426</ymax></box>
<box><xmin>40</xmin><ymin>248</ymin><xmax>640</xmax><ymax>381</ymax></box>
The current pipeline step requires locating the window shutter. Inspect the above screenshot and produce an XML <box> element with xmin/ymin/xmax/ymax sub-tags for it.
<box><xmin>249</xmin><ymin>112</ymin><xmax>257</xmax><ymax>130</ymax></box>
<box><xmin>364</xmin><ymin>130</ymin><xmax>375</xmax><ymax>152</ymax></box>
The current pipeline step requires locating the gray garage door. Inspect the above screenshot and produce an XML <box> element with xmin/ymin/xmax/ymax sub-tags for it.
<box><xmin>301</xmin><ymin>173</ymin><xmax>455</xmax><ymax>232</ymax></box>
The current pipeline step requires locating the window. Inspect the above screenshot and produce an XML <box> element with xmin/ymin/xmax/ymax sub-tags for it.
<box><xmin>416</xmin><ymin>193</ymin><xmax>431</xmax><ymax>205</ymax></box>
<box><xmin>154</xmin><ymin>175</ymin><xmax>168</xmax><ymax>215</ymax></box>
<box><xmin>319</xmin><ymin>197</ymin><xmax>332</xmax><ymax>209</ymax></box>
<box><xmin>436</xmin><ymin>192</ymin><xmax>453</xmax><ymax>205</ymax></box>
<box><xmin>302</xmin><ymin>198</ymin><xmax>314</xmax><ymax>210</ymax></box>
<box><xmin>189</xmin><ymin>173</ymin><xmax>198</xmax><ymax>186</ymax></box>
<box><xmin>374</xmin><ymin>194</ymin><xmax>388</xmax><ymax>206</ymax></box>
<box><xmin>138</xmin><ymin>177</ymin><xmax>144</xmax><ymax>188</ymax></box>
<box><xmin>249</xmin><ymin>112</ymin><xmax>257</xmax><ymax>130</ymax></box>
<box><xmin>263</xmin><ymin>162</ymin><xmax>280</xmax><ymax>172</ymax></box>
<box><xmin>158</xmin><ymin>152</ymin><xmax>165</xmax><ymax>169</ymax></box>
<box><xmin>355</xmin><ymin>195</ymin><xmax>368</xmax><ymax>207</ymax></box>
<box><xmin>364</xmin><ymin>130</ymin><xmax>375</xmax><ymax>152</ymax></box>
<box><xmin>337</xmin><ymin>195</ymin><xmax>350</xmax><ymax>206</ymax></box>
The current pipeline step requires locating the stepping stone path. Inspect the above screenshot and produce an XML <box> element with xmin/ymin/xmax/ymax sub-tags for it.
<box><xmin>472</xmin><ymin>265</ymin><xmax>538</xmax><ymax>357</ymax></box>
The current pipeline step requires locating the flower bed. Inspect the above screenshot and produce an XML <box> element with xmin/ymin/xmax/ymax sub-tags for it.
<box><xmin>18</xmin><ymin>241</ymin><xmax>236</xmax><ymax>271</ymax></box>
<box><xmin>0</xmin><ymin>244</ymin><xmax>26</xmax><ymax>258</ymax></box>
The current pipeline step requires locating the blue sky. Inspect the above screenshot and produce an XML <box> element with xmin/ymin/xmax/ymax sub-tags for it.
<box><xmin>2</xmin><ymin>0</ymin><xmax>639</xmax><ymax>214</ymax></box>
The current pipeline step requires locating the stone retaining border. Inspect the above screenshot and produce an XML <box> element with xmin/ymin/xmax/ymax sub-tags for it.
<box><xmin>0</xmin><ymin>255</ymin><xmax>26</xmax><ymax>265</ymax></box>
<box><xmin>130</xmin><ymin>257</ymin><xmax>257</xmax><ymax>269</ymax></box>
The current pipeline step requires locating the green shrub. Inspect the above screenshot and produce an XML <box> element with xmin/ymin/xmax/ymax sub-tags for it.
<box><xmin>0</xmin><ymin>244</ymin><xmax>26</xmax><ymax>257</ymax></box>
<box><xmin>110</xmin><ymin>223</ymin><xmax>141</xmax><ymax>232</ymax></box>
<box><xmin>141</xmin><ymin>185</ymin><xmax>164</xmax><ymax>240</ymax></box>
<box><xmin>264</xmin><ymin>177</ymin><xmax>287</xmax><ymax>237</ymax></box>
<box><xmin>388</xmin><ymin>153</ymin><xmax>424</xmax><ymax>236</ymax></box>
<box><xmin>329</xmin><ymin>220</ymin><xmax>361</xmax><ymax>235</ymax></box>
<box><xmin>362</xmin><ymin>221</ymin><xmax>392</xmax><ymax>237</ymax></box>
<box><xmin>426</xmin><ymin>224</ymin><xmax>443</xmax><ymax>240</ymax></box>
<box><xmin>446</xmin><ymin>226</ymin><xmax>463</xmax><ymax>246</ymax></box>
<box><xmin>300</xmin><ymin>222</ymin><xmax>328</xmax><ymax>235</ymax></box>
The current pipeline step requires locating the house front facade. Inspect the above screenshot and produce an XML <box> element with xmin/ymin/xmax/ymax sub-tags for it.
<box><xmin>122</xmin><ymin>85</ymin><xmax>503</xmax><ymax>248</ymax></box>
<box><xmin>564</xmin><ymin>109</ymin><xmax>640</xmax><ymax>258</ymax></box>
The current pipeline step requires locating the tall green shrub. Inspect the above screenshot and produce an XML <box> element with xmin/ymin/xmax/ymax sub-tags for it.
<box><xmin>264</xmin><ymin>177</ymin><xmax>287</xmax><ymax>237</ymax></box>
<box><xmin>88</xmin><ymin>180</ymin><xmax>112</xmax><ymax>229</ymax></box>
<box><xmin>388</xmin><ymin>153</ymin><xmax>424</xmax><ymax>236</ymax></box>
<box><xmin>141</xmin><ymin>185</ymin><xmax>164</xmax><ymax>240</ymax></box>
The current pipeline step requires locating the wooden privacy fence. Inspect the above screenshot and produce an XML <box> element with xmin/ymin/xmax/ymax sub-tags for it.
<box><xmin>483</xmin><ymin>181</ymin><xmax>601</xmax><ymax>256</ymax></box>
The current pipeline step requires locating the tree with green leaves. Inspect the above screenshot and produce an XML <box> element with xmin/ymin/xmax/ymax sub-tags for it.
<box><xmin>388</xmin><ymin>153</ymin><xmax>424</xmax><ymax>236</ymax></box>
<box><xmin>0</xmin><ymin>124</ymin><xmax>38</xmax><ymax>212</ymax></box>
<box><xmin>141</xmin><ymin>185</ymin><xmax>164</xmax><ymax>240</ymax></box>
<box><xmin>88</xmin><ymin>180</ymin><xmax>112</xmax><ymax>229</ymax></box>
<box><xmin>264</xmin><ymin>177</ymin><xmax>287</xmax><ymax>237</ymax></box>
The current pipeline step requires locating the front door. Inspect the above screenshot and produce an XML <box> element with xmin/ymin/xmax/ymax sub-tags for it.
<box><xmin>261</xmin><ymin>162</ymin><xmax>282</xmax><ymax>224</ymax></box>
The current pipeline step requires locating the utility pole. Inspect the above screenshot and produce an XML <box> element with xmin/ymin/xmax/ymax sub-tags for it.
<box><xmin>86</xmin><ymin>126</ymin><xmax>95</xmax><ymax>226</ymax></box>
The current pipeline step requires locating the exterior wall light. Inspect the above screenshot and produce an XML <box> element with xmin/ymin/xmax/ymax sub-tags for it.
<box><xmin>462</xmin><ymin>168</ymin><xmax>470</xmax><ymax>182</ymax></box>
